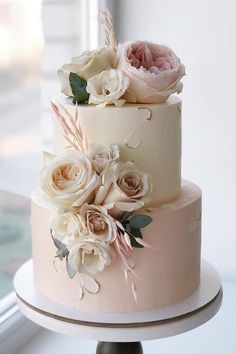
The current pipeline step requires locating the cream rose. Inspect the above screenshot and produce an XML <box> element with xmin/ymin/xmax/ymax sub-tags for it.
<box><xmin>58</xmin><ymin>47</ymin><xmax>117</xmax><ymax>96</ymax></box>
<box><xmin>40</xmin><ymin>150</ymin><xmax>100</xmax><ymax>209</ymax></box>
<box><xmin>117</xmin><ymin>41</ymin><xmax>185</xmax><ymax>103</ymax></box>
<box><xmin>80</xmin><ymin>203</ymin><xmax>117</xmax><ymax>243</ymax></box>
<box><xmin>50</xmin><ymin>211</ymin><xmax>87</xmax><ymax>246</ymax></box>
<box><xmin>67</xmin><ymin>238</ymin><xmax>112</xmax><ymax>274</ymax></box>
<box><xmin>86</xmin><ymin>69</ymin><xmax>129</xmax><ymax>107</ymax></box>
<box><xmin>87</xmin><ymin>143</ymin><xmax>120</xmax><ymax>174</ymax></box>
<box><xmin>95</xmin><ymin>161</ymin><xmax>152</xmax><ymax>216</ymax></box>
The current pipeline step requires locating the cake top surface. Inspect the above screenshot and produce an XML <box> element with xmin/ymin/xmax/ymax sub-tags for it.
<box><xmin>57</xmin><ymin>10</ymin><xmax>185</xmax><ymax>107</ymax></box>
<box><xmin>56</xmin><ymin>93</ymin><xmax>182</xmax><ymax>110</ymax></box>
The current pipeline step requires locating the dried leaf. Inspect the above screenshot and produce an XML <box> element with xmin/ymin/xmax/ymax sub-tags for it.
<box><xmin>124</xmin><ymin>269</ymin><xmax>129</xmax><ymax>283</ymax></box>
<box><xmin>115</xmin><ymin>220</ymin><xmax>125</xmax><ymax>231</ymax></box>
<box><xmin>126</xmin><ymin>258</ymin><xmax>135</xmax><ymax>269</ymax></box>
<box><xmin>100</xmin><ymin>9</ymin><xmax>117</xmax><ymax>51</ymax></box>
<box><xmin>131</xmin><ymin>281</ymin><xmax>138</xmax><ymax>303</ymax></box>
<box><xmin>123</xmin><ymin>232</ymin><xmax>133</xmax><ymax>250</ymax></box>
<box><xmin>52</xmin><ymin>101</ymin><xmax>87</xmax><ymax>152</ymax></box>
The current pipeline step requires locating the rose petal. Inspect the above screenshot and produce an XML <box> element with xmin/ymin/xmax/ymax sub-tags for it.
<box><xmin>87</xmin><ymin>69</ymin><xmax>129</xmax><ymax>106</ymax></box>
<box><xmin>117</xmin><ymin>41</ymin><xmax>185</xmax><ymax>103</ymax></box>
<box><xmin>115</xmin><ymin>200</ymin><xmax>144</xmax><ymax>212</ymax></box>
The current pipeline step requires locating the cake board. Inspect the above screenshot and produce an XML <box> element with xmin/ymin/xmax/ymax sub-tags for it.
<box><xmin>14</xmin><ymin>260</ymin><xmax>222</xmax><ymax>354</ymax></box>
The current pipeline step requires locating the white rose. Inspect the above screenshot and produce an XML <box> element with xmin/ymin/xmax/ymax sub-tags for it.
<box><xmin>58</xmin><ymin>47</ymin><xmax>117</xmax><ymax>96</ymax></box>
<box><xmin>95</xmin><ymin>162</ymin><xmax>152</xmax><ymax>216</ymax></box>
<box><xmin>67</xmin><ymin>239</ymin><xmax>112</xmax><ymax>274</ymax></box>
<box><xmin>40</xmin><ymin>150</ymin><xmax>100</xmax><ymax>209</ymax></box>
<box><xmin>50</xmin><ymin>211</ymin><xmax>87</xmax><ymax>246</ymax></box>
<box><xmin>86</xmin><ymin>69</ymin><xmax>129</xmax><ymax>107</ymax></box>
<box><xmin>80</xmin><ymin>203</ymin><xmax>117</xmax><ymax>243</ymax></box>
<box><xmin>87</xmin><ymin>143</ymin><xmax>120</xmax><ymax>174</ymax></box>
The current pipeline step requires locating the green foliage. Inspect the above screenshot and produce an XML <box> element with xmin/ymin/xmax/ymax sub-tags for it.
<box><xmin>120</xmin><ymin>213</ymin><xmax>153</xmax><ymax>249</ymax></box>
<box><xmin>66</xmin><ymin>258</ymin><xmax>77</xmax><ymax>279</ymax></box>
<box><xmin>51</xmin><ymin>230</ymin><xmax>68</xmax><ymax>260</ymax></box>
<box><xmin>127</xmin><ymin>232</ymin><xmax>144</xmax><ymax>248</ymax></box>
<box><xmin>51</xmin><ymin>235</ymin><xmax>68</xmax><ymax>256</ymax></box>
<box><xmin>129</xmin><ymin>215</ymin><xmax>153</xmax><ymax>229</ymax></box>
<box><xmin>51</xmin><ymin>229</ymin><xmax>77</xmax><ymax>279</ymax></box>
<box><xmin>69</xmin><ymin>72</ymin><xmax>89</xmax><ymax>104</ymax></box>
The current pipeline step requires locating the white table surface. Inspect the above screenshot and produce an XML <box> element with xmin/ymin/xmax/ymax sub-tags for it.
<box><xmin>16</xmin><ymin>281</ymin><xmax>235</xmax><ymax>354</ymax></box>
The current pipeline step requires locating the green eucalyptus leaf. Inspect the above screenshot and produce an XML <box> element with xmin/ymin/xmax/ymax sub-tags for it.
<box><xmin>121</xmin><ymin>212</ymin><xmax>132</xmax><ymax>223</ymax></box>
<box><xmin>69</xmin><ymin>72</ymin><xmax>86</xmax><ymax>94</ymax></box>
<box><xmin>122</xmin><ymin>220</ymin><xmax>129</xmax><ymax>226</ymax></box>
<box><xmin>126</xmin><ymin>231</ymin><xmax>144</xmax><ymax>248</ymax></box>
<box><xmin>52</xmin><ymin>236</ymin><xmax>68</xmax><ymax>252</ymax></box>
<box><xmin>56</xmin><ymin>248</ymin><xmax>68</xmax><ymax>260</ymax></box>
<box><xmin>66</xmin><ymin>257</ymin><xmax>77</xmax><ymax>279</ymax></box>
<box><xmin>73</xmin><ymin>90</ymin><xmax>89</xmax><ymax>104</ymax></box>
<box><xmin>69</xmin><ymin>72</ymin><xmax>89</xmax><ymax>104</ymax></box>
<box><xmin>125</xmin><ymin>222</ymin><xmax>131</xmax><ymax>233</ymax></box>
<box><xmin>129</xmin><ymin>215</ymin><xmax>153</xmax><ymax>229</ymax></box>
<box><xmin>55</xmin><ymin>254</ymin><xmax>64</xmax><ymax>261</ymax></box>
<box><xmin>125</xmin><ymin>223</ymin><xmax>142</xmax><ymax>237</ymax></box>
<box><xmin>54</xmin><ymin>238</ymin><xmax>67</xmax><ymax>252</ymax></box>
<box><xmin>51</xmin><ymin>229</ymin><xmax>69</xmax><ymax>254</ymax></box>
<box><xmin>130</xmin><ymin>227</ymin><xmax>143</xmax><ymax>238</ymax></box>
<box><xmin>125</xmin><ymin>223</ymin><xmax>143</xmax><ymax>239</ymax></box>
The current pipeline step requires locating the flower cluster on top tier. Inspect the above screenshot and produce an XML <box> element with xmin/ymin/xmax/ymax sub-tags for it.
<box><xmin>40</xmin><ymin>104</ymin><xmax>153</xmax><ymax>299</ymax></box>
<box><xmin>58</xmin><ymin>11</ymin><xmax>185</xmax><ymax>106</ymax></box>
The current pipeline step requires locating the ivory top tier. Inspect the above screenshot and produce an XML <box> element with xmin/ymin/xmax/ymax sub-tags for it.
<box><xmin>53</xmin><ymin>95</ymin><xmax>182</xmax><ymax>206</ymax></box>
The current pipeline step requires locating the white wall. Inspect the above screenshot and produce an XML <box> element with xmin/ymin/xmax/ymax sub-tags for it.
<box><xmin>112</xmin><ymin>0</ymin><xmax>236</xmax><ymax>281</ymax></box>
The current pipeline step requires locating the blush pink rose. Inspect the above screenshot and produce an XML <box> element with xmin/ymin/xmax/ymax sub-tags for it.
<box><xmin>117</xmin><ymin>41</ymin><xmax>185</xmax><ymax>103</ymax></box>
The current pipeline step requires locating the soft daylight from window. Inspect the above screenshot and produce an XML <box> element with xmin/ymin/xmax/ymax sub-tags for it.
<box><xmin>0</xmin><ymin>0</ymin><xmax>43</xmax><ymax>299</ymax></box>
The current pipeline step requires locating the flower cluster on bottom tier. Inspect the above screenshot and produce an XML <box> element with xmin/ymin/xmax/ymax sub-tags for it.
<box><xmin>32</xmin><ymin>180</ymin><xmax>201</xmax><ymax>312</ymax></box>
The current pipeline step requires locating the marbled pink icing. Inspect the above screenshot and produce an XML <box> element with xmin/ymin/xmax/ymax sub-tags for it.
<box><xmin>31</xmin><ymin>181</ymin><xmax>201</xmax><ymax>313</ymax></box>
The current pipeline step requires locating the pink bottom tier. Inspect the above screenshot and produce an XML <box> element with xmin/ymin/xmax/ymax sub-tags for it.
<box><xmin>31</xmin><ymin>181</ymin><xmax>201</xmax><ymax>313</ymax></box>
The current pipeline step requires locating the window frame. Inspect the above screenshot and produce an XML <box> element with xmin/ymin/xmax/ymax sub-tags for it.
<box><xmin>0</xmin><ymin>292</ymin><xmax>40</xmax><ymax>353</ymax></box>
<box><xmin>0</xmin><ymin>0</ymin><xmax>102</xmax><ymax>347</ymax></box>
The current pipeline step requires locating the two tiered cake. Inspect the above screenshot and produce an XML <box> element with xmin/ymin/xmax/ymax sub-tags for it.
<box><xmin>31</xmin><ymin>11</ymin><xmax>201</xmax><ymax>313</ymax></box>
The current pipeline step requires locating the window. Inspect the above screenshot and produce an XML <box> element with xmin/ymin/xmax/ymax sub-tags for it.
<box><xmin>0</xmin><ymin>0</ymin><xmax>42</xmax><ymax>306</ymax></box>
<box><xmin>0</xmin><ymin>0</ymin><xmax>101</xmax><ymax>347</ymax></box>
